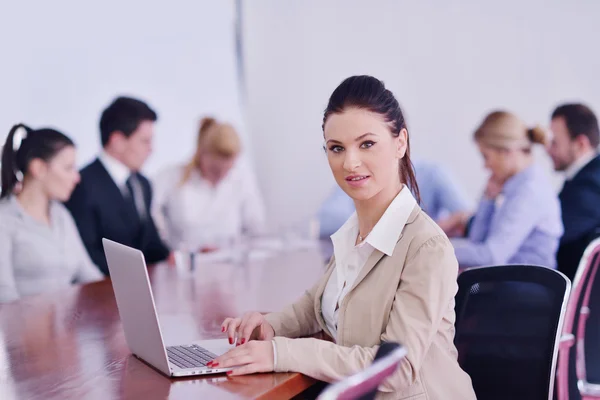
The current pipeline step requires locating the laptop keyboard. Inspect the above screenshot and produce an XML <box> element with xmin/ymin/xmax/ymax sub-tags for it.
<box><xmin>167</xmin><ymin>344</ymin><xmax>217</xmax><ymax>369</ymax></box>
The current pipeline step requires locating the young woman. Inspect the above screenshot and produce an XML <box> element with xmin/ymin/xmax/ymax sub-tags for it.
<box><xmin>0</xmin><ymin>124</ymin><xmax>103</xmax><ymax>303</ymax></box>
<box><xmin>208</xmin><ymin>76</ymin><xmax>476</xmax><ymax>399</ymax></box>
<box><xmin>152</xmin><ymin>118</ymin><xmax>265</xmax><ymax>252</ymax></box>
<box><xmin>450</xmin><ymin>111</ymin><xmax>563</xmax><ymax>269</ymax></box>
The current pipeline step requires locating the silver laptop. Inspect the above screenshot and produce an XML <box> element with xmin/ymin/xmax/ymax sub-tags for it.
<box><xmin>102</xmin><ymin>238</ymin><xmax>233</xmax><ymax>377</ymax></box>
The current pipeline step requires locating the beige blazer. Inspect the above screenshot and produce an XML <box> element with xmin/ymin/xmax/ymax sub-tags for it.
<box><xmin>265</xmin><ymin>205</ymin><xmax>476</xmax><ymax>400</ymax></box>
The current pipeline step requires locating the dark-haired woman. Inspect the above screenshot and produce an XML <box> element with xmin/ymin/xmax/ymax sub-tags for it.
<box><xmin>0</xmin><ymin>124</ymin><xmax>103</xmax><ymax>303</ymax></box>
<box><xmin>209</xmin><ymin>76</ymin><xmax>476</xmax><ymax>399</ymax></box>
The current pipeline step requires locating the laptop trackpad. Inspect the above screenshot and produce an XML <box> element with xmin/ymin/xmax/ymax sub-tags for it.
<box><xmin>194</xmin><ymin>338</ymin><xmax>234</xmax><ymax>357</ymax></box>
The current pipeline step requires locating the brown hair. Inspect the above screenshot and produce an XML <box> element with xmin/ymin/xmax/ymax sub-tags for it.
<box><xmin>551</xmin><ymin>103</ymin><xmax>599</xmax><ymax>148</ymax></box>
<box><xmin>474</xmin><ymin>110</ymin><xmax>547</xmax><ymax>150</ymax></box>
<box><xmin>180</xmin><ymin>117</ymin><xmax>241</xmax><ymax>185</ymax></box>
<box><xmin>322</xmin><ymin>75</ymin><xmax>420</xmax><ymax>203</ymax></box>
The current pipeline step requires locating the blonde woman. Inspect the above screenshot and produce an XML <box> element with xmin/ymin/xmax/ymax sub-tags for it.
<box><xmin>152</xmin><ymin>118</ymin><xmax>265</xmax><ymax>252</ymax></box>
<box><xmin>449</xmin><ymin>111</ymin><xmax>563</xmax><ymax>268</ymax></box>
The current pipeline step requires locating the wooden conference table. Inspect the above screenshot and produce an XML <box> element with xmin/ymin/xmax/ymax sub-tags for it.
<box><xmin>0</xmin><ymin>242</ymin><xmax>328</xmax><ymax>400</ymax></box>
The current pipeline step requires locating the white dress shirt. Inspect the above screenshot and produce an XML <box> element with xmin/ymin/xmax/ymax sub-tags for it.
<box><xmin>98</xmin><ymin>151</ymin><xmax>147</xmax><ymax>219</ymax></box>
<box><xmin>98</xmin><ymin>151</ymin><xmax>130</xmax><ymax>191</ymax></box>
<box><xmin>564</xmin><ymin>151</ymin><xmax>597</xmax><ymax>181</ymax></box>
<box><xmin>151</xmin><ymin>162</ymin><xmax>266</xmax><ymax>250</ymax></box>
<box><xmin>322</xmin><ymin>186</ymin><xmax>417</xmax><ymax>340</ymax></box>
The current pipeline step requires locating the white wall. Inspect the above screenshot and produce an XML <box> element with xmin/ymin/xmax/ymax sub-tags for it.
<box><xmin>242</xmin><ymin>0</ymin><xmax>600</xmax><ymax>226</ymax></box>
<box><xmin>0</xmin><ymin>0</ymin><xmax>245</xmax><ymax>175</ymax></box>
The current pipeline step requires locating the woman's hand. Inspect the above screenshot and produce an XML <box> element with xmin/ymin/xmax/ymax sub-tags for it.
<box><xmin>166</xmin><ymin>252</ymin><xmax>177</xmax><ymax>267</ymax></box>
<box><xmin>484</xmin><ymin>175</ymin><xmax>504</xmax><ymax>200</ymax></box>
<box><xmin>221</xmin><ymin>311</ymin><xmax>275</xmax><ymax>345</ymax></box>
<box><xmin>199</xmin><ymin>246</ymin><xmax>219</xmax><ymax>253</ymax></box>
<box><xmin>437</xmin><ymin>212</ymin><xmax>471</xmax><ymax>238</ymax></box>
<box><xmin>207</xmin><ymin>340</ymin><xmax>274</xmax><ymax>376</ymax></box>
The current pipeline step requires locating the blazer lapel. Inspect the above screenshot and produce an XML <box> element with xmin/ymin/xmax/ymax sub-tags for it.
<box><xmin>349</xmin><ymin>248</ymin><xmax>386</xmax><ymax>292</ymax></box>
<box><xmin>93</xmin><ymin>159</ymin><xmax>138</xmax><ymax>225</ymax></box>
<box><xmin>313</xmin><ymin>205</ymin><xmax>422</xmax><ymax>338</ymax></box>
<box><xmin>314</xmin><ymin>258</ymin><xmax>337</xmax><ymax>338</ymax></box>
<box><xmin>349</xmin><ymin>205</ymin><xmax>421</xmax><ymax>292</ymax></box>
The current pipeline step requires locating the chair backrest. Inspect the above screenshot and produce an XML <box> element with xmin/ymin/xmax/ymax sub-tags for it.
<box><xmin>454</xmin><ymin>265</ymin><xmax>570</xmax><ymax>400</ymax></box>
<box><xmin>317</xmin><ymin>342</ymin><xmax>406</xmax><ymax>400</ymax></box>
<box><xmin>556</xmin><ymin>238</ymin><xmax>600</xmax><ymax>400</ymax></box>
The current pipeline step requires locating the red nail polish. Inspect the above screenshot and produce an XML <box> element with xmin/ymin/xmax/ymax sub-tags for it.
<box><xmin>221</xmin><ymin>327</ymin><xmax>225</xmax><ymax>333</ymax></box>
<box><xmin>229</xmin><ymin>338</ymin><xmax>233</xmax><ymax>344</ymax></box>
<box><xmin>227</xmin><ymin>371</ymin><xmax>233</xmax><ymax>375</ymax></box>
<box><xmin>240</xmin><ymin>338</ymin><xmax>246</xmax><ymax>345</ymax></box>
<box><xmin>210</xmin><ymin>362</ymin><xmax>218</xmax><ymax>367</ymax></box>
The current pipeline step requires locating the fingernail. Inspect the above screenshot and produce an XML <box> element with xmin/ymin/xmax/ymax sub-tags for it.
<box><xmin>227</xmin><ymin>371</ymin><xmax>233</xmax><ymax>375</ymax></box>
<box><xmin>240</xmin><ymin>338</ymin><xmax>246</xmax><ymax>345</ymax></box>
<box><xmin>221</xmin><ymin>327</ymin><xmax>225</xmax><ymax>333</ymax></box>
<box><xmin>209</xmin><ymin>362</ymin><xmax>218</xmax><ymax>367</ymax></box>
<box><xmin>229</xmin><ymin>338</ymin><xmax>233</xmax><ymax>344</ymax></box>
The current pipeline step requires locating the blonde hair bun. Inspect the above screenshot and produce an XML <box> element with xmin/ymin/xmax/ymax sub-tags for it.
<box><xmin>474</xmin><ymin>110</ymin><xmax>547</xmax><ymax>149</ymax></box>
<box><xmin>199</xmin><ymin>117</ymin><xmax>217</xmax><ymax>135</ymax></box>
<box><xmin>527</xmin><ymin>125</ymin><xmax>547</xmax><ymax>145</ymax></box>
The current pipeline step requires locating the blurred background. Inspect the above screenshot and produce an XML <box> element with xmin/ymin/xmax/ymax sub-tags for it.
<box><xmin>2</xmin><ymin>0</ymin><xmax>600</xmax><ymax>227</ymax></box>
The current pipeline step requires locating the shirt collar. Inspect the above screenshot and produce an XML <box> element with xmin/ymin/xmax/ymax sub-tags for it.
<box><xmin>99</xmin><ymin>151</ymin><xmax>131</xmax><ymax>189</ymax></box>
<box><xmin>331</xmin><ymin>185</ymin><xmax>417</xmax><ymax>258</ymax></box>
<box><xmin>565</xmin><ymin>151</ymin><xmax>597</xmax><ymax>181</ymax></box>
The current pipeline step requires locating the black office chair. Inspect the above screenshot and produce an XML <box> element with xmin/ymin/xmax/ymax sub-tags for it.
<box><xmin>454</xmin><ymin>265</ymin><xmax>570</xmax><ymax>400</ymax></box>
<box><xmin>317</xmin><ymin>342</ymin><xmax>406</xmax><ymax>400</ymax></box>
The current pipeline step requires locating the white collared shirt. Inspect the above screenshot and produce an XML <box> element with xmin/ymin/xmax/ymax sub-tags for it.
<box><xmin>322</xmin><ymin>186</ymin><xmax>417</xmax><ymax>340</ymax></box>
<box><xmin>151</xmin><ymin>162</ymin><xmax>266</xmax><ymax>250</ymax></box>
<box><xmin>98</xmin><ymin>151</ymin><xmax>131</xmax><ymax>191</ymax></box>
<box><xmin>564</xmin><ymin>151</ymin><xmax>597</xmax><ymax>181</ymax></box>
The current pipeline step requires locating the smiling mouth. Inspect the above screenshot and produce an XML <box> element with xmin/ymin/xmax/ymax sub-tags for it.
<box><xmin>346</xmin><ymin>175</ymin><xmax>370</xmax><ymax>181</ymax></box>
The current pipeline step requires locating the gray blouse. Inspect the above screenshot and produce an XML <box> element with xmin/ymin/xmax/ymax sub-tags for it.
<box><xmin>0</xmin><ymin>196</ymin><xmax>103</xmax><ymax>303</ymax></box>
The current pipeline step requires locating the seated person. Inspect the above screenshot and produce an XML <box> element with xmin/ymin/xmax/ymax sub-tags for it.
<box><xmin>318</xmin><ymin>158</ymin><xmax>470</xmax><ymax>238</ymax></box>
<box><xmin>209</xmin><ymin>75</ymin><xmax>476</xmax><ymax>399</ymax></box>
<box><xmin>65</xmin><ymin>97</ymin><xmax>170</xmax><ymax>275</ymax></box>
<box><xmin>0</xmin><ymin>124</ymin><xmax>103</xmax><ymax>303</ymax></box>
<box><xmin>451</xmin><ymin>111</ymin><xmax>563</xmax><ymax>269</ymax></box>
<box><xmin>547</xmin><ymin>103</ymin><xmax>600</xmax><ymax>280</ymax></box>
<box><xmin>152</xmin><ymin>117</ymin><xmax>265</xmax><ymax>252</ymax></box>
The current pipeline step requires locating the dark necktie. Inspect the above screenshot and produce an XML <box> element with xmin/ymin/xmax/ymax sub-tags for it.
<box><xmin>125</xmin><ymin>174</ymin><xmax>147</xmax><ymax>221</ymax></box>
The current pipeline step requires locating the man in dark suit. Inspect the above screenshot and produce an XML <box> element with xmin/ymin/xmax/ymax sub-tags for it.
<box><xmin>548</xmin><ymin>103</ymin><xmax>600</xmax><ymax>281</ymax></box>
<box><xmin>66</xmin><ymin>96</ymin><xmax>170</xmax><ymax>275</ymax></box>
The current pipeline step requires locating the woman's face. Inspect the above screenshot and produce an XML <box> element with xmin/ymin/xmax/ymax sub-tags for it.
<box><xmin>29</xmin><ymin>146</ymin><xmax>81</xmax><ymax>202</ymax></box>
<box><xmin>323</xmin><ymin>108</ymin><xmax>406</xmax><ymax>202</ymax></box>
<box><xmin>477</xmin><ymin>143</ymin><xmax>523</xmax><ymax>182</ymax></box>
<box><xmin>197</xmin><ymin>151</ymin><xmax>236</xmax><ymax>185</ymax></box>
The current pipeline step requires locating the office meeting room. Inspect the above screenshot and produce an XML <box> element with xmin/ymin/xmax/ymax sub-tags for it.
<box><xmin>2</xmin><ymin>1</ymin><xmax>600</xmax><ymax>399</ymax></box>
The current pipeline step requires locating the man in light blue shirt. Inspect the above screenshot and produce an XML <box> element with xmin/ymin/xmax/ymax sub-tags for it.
<box><xmin>318</xmin><ymin>159</ymin><xmax>471</xmax><ymax>238</ymax></box>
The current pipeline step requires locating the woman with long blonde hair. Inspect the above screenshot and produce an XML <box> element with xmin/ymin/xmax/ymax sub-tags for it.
<box><xmin>152</xmin><ymin>118</ymin><xmax>265</xmax><ymax>252</ymax></box>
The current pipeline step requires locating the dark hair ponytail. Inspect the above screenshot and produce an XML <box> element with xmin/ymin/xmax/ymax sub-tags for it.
<box><xmin>1</xmin><ymin>124</ymin><xmax>30</xmax><ymax>198</ymax></box>
<box><xmin>1</xmin><ymin>124</ymin><xmax>75</xmax><ymax>199</ymax></box>
<box><xmin>322</xmin><ymin>75</ymin><xmax>421</xmax><ymax>203</ymax></box>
